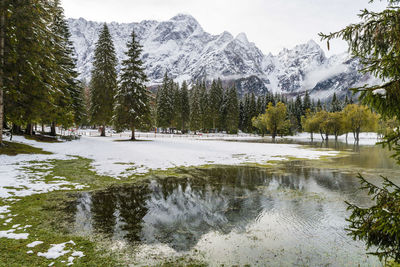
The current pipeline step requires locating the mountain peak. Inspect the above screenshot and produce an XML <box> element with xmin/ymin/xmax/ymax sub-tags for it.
<box><xmin>170</xmin><ymin>13</ymin><xmax>199</xmax><ymax>24</ymax></box>
<box><xmin>306</xmin><ymin>39</ymin><xmax>318</xmax><ymax>46</ymax></box>
<box><xmin>235</xmin><ymin>32</ymin><xmax>249</xmax><ymax>44</ymax></box>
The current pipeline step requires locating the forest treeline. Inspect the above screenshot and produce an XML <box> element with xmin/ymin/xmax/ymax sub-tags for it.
<box><xmin>0</xmin><ymin>1</ymin><xmax>391</xmax><ymax>145</ymax></box>
<box><xmin>155</xmin><ymin>75</ymin><xmax>387</xmax><ymax>142</ymax></box>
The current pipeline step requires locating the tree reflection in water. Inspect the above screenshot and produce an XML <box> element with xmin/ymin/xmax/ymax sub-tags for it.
<box><xmin>74</xmin><ymin>165</ymin><xmax>364</xmax><ymax>252</ymax></box>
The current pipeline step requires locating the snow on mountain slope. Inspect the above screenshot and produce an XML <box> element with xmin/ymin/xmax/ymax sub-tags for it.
<box><xmin>68</xmin><ymin>14</ymin><xmax>379</xmax><ymax>99</ymax></box>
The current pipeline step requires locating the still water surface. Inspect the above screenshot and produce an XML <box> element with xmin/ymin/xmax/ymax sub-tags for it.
<box><xmin>73</xmin><ymin>140</ymin><xmax>400</xmax><ymax>266</ymax></box>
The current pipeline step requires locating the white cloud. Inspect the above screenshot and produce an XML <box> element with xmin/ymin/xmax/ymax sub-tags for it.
<box><xmin>302</xmin><ymin>63</ymin><xmax>348</xmax><ymax>90</ymax></box>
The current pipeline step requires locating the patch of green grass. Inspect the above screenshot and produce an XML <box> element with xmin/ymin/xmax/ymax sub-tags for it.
<box><xmin>0</xmin><ymin>141</ymin><xmax>52</xmax><ymax>156</ymax></box>
<box><xmin>0</xmin><ymin>192</ymin><xmax>122</xmax><ymax>267</ymax></box>
<box><xmin>44</xmin><ymin>157</ymin><xmax>120</xmax><ymax>188</ymax></box>
<box><xmin>159</xmin><ymin>257</ymin><xmax>208</xmax><ymax>267</ymax></box>
<box><xmin>24</xmin><ymin>134</ymin><xmax>61</xmax><ymax>143</ymax></box>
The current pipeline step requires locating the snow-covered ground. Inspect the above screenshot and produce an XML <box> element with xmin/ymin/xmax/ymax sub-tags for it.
<box><xmin>287</xmin><ymin>132</ymin><xmax>381</xmax><ymax>146</ymax></box>
<box><xmin>0</xmin><ymin>132</ymin><xmax>372</xmax><ymax>263</ymax></box>
<box><xmin>1</xmin><ymin>130</ymin><xmax>383</xmax><ymax>202</ymax></box>
<box><xmin>0</xmin><ymin>133</ymin><xmax>342</xmax><ymax>201</ymax></box>
<box><xmin>6</xmin><ymin>134</ymin><xmax>336</xmax><ymax>177</ymax></box>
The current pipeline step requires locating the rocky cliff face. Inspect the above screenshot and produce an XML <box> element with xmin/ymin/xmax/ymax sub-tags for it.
<box><xmin>68</xmin><ymin>14</ymin><xmax>379</xmax><ymax>100</ymax></box>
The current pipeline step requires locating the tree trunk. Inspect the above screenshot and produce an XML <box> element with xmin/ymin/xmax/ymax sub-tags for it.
<box><xmin>100</xmin><ymin>125</ymin><xmax>106</xmax><ymax>137</ymax></box>
<box><xmin>0</xmin><ymin>5</ymin><xmax>5</xmax><ymax>146</ymax></box>
<box><xmin>325</xmin><ymin>133</ymin><xmax>329</xmax><ymax>141</ymax></box>
<box><xmin>50</xmin><ymin>122</ymin><xmax>56</xmax><ymax>136</ymax></box>
<box><xmin>320</xmin><ymin>131</ymin><xmax>324</xmax><ymax>140</ymax></box>
<box><xmin>346</xmin><ymin>132</ymin><xmax>348</xmax><ymax>143</ymax></box>
<box><xmin>310</xmin><ymin>132</ymin><xmax>313</xmax><ymax>141</ymax></box>
<box><xmin>41</xmin><ymin>123</ymin><xmax>44</xmax><ymax>133</ymax></box>
<box><xmin>131</xmin><ymin>126</ymin><xmax>136</xmax><ymax>141</ymax></box>
<box><xmin>25</xmin><ymin>124</ymin><xmax>32</xmax><ymax>135</ymax></box>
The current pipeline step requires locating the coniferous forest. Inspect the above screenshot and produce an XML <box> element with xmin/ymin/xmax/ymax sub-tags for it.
<box><xmin>0</xmin><ymin>0</ymin><xmax>382</xmax><ymax>145</ymax></box>
<box><xmin>2</xmin><ymin>1</ymin><xmax>400</xmax><ymax>266</ymax></box>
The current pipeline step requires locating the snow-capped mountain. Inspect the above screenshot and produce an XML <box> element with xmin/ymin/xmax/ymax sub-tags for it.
<box><xmin>68</xmin><ymin>14</ymin><xmax>378</xmax><ymax>99</ymax></box>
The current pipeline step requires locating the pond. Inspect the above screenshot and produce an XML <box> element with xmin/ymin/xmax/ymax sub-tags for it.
<box><xmin>72</xmin><ymin>140</ymin><xmax>400</xmax><ymax>266</ymax></box>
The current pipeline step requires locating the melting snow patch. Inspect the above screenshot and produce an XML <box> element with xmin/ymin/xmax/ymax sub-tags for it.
<box><xmin>37</xmin><ymin>240</ymin><xmax>75</xmax><ymax>259</ymax></box>
<box><xmin>0</xmin><ymin>229</ymin><xmax>29</xmax><ymax>239</ymax></box>
<box><xmin>71</xmin><ymin>251</ymin><xmax>84</xmax><ymax>257</ymax></box>
<box><xmin>27</xmin><ymin>250</ymin><xmax>33</xmax><ymax>254</ymax></box>
<box><xmin>67</xmin><ymin>256</ymin><xmax>74</xmax><ymax>266</ymax></box>
<box><xmin>27</xmin><ymin>241</ymin><xmax>44</xmax><ymax>248</ymax></box>
<box><xmin>0</xmin><ymin>206</ymin><xmax>10</xmax><ymax>214</ymax></box>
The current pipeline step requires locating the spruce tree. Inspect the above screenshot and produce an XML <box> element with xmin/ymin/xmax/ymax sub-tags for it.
<box><xmin>46</xmin><ymin>0</ymin><xmax>83</xmax><ymax>134</ymax></box>
<box><xmin>239</xmin><ymin>100</ymin><xmax>245</xmax><ymax>131</ymax></box>
<box><xmin>330</xmin><ymin>92</ymin><xmax>342</xmax><ymax>112</ymax></box>
<box><xmin>225</xmin><ymin>86</ymin><xmax>239</xmax><ymax>134</ymax></box>
<box><xmin>199</xmin><ymin>81</ymin><xmax>210</xmax><ymax>131</ymax></box>
<box><xmin>172</xmin><ymin>82</ymin><xmax>181</xmax><ymax>130</ymax></box>
<box><xmin>0</xmin><ymin>0</ymin><xmax>6</xmax><ymax>144</ymax></box>
<box><xmin>256</xmin><ymin>96</ymin><xmax>265</xmax><ymax>116</ymax></box>
<box><xmin>294</xmin><ymin>95</ymin><xmax>303</xmax><ymax>129</ymax></box>
<box><xmin>249</xmin><ymin>93</ymin><xmax>257</xmax><ymax>132</ymax></box>
<box><xmin>113</xmin><ymin>30</ymin><xmax>150</xmax><ymax>140</ymax></box>
<box><xmin>90</xmin><ymin>23</ymin><xmax>117</xmax><ymax>136</ymax></box>
<box><xmin>303</xmin><ymin>90</ymin><xmax>311</xmax><ymax>112</ymax></box>
<box><xmin>189</xmin><ymin>83</ymin><xmax>201</xmax><ymax>133</ymax></box>
<box><xmin>180</xmin><ymin>81</ymin><xmax>190</xmax><ymax>132</ymax></box>
<box><xmin>209</xmin><ymin>79</ymin><xmax>223</xmax><ymax>130</ymax></box>
<box><xmin>4</xmin><ymin>0</ymin><xmax>56</xmax><ymax>135</ymax></box>
<box><xmin>156</xmin><ymin>73</ymin><xmax>174</xmax><ymax>131</ymax></box>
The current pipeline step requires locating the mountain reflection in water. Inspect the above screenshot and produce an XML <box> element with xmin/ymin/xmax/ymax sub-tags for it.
<box><xmin>73</xmin><ymin>165</ymin><xmax>376</xmax><ymax>265</ymax></box>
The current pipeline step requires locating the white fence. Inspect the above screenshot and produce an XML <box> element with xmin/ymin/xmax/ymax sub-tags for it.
<box><xmin>76</xmin><ymin>130</ymin><xmax>259</xmax><ymax>139</ymax></box>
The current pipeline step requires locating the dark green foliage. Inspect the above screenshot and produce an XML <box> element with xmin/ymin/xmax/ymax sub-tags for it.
<box><xmin>189</xmin><ymin>83</ymin><xmax>202</xmax><ymax>132</ymax></box>
<box><xmin>321</xmin><ymin>0</ymin><xmax>400</xmax><ymax>263</ymax></box>
<box><xmin>209</xmin><ymin>79</ymin><xmax>223</xmax><ymax>130</ymax></box>
<box><xmin>90</xmin><ymin>23</ymin><xmax>118</xmax><ymax>135</ymax></box>
<box><xmin>180</xmin><ymin>81</ymin><xmax>190</xmax><ymax>132</ymax></box>
<box><xmin>346</xmin><ymin>174</ymin><xmax>400</xmax><ymax>262</ymax></box>
<box><xmin>156</xmin><ymin>73</ymin><xmax>174</xmax><ymax>130</ymax></box>
<box><xmin>293</xmin><ymin>95</ymin><xmax>303</xmax><ymax>130</ymax></box>
<box><xmin>330</xmin><ymin>92</ymin><xmax>342</xmax><ymax>112</ymax></box>
<box><xmin>1</xmin><ymin>0</ymin><xmax>84</xmax><ymax>140</ymax></box>
<box><xmin>4</xmin><ymin>1</ymin><xmax>56</xmax><ymax>128</ymax></box>
<box><xmin>113</xmin><ymin>30</ymin><xmax>150</xmax><ymax>140</ymax></box>
<box><xmin>199</xmin><ymin>81</ymin><xmax>211</xmax><ymax>131</ymax></box>
<box><xmin>303</xmin><ymin>91</ymin><xmax>311</xmax><ymax>112</ymax></box>
<box><xmin>225</xmin><ymin>87</ymin><xmax>239</xmax><ymax>134</ymax></box>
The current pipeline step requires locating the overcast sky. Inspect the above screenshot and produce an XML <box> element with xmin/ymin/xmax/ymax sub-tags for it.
<box><xmin>62</xmin><ymin>0</ymin><xmax>387</xmax><ymax>56</ymax></box>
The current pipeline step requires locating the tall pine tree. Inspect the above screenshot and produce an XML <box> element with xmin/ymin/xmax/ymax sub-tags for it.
<box><xmin>156</xmin><ymin>73</ymin><xmax>174</xmax><ymax>131</ymax></box>
<box><xmin>90</xmin><ymin>23</ymin><xmax>117</xmax><ymax>136</ymax></box>
<box><xmin>225</xmin><ymin>86</ymin><xmax>239</xmax><ymax>134</ymax></box>
<box><xmin>209</xmin><ymin>78</ymin><xmax>223</xmax><ymax>131</ymax></box>
<box><xmin>180</xmin><ymin>81</ymin><xmax>190</xmax><ymax>132</ymax></box>
<box><xmin>189</xmin><ymin>83</ymin><xmax>202</xmax><ymax>133</ymax></box>
<box><xmin>113</xmin><ymin>30</ymin><xmax>150</xmax><ymax>140</ymax></box>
